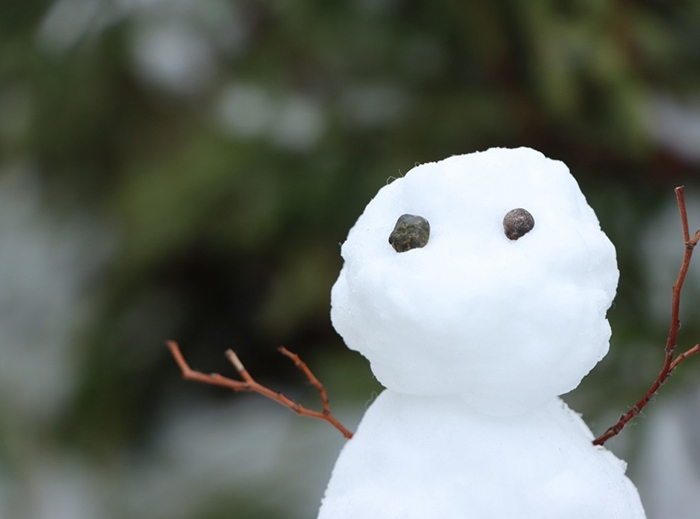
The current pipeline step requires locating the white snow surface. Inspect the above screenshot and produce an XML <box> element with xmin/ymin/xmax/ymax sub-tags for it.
<box><xmin>319</xmin><ymin>393</ymin><xmax>645</xmax><ymax>519</ymax></box>
<box><xmin>331</xmin><ymin>147</ymin><xmax>618</xmax><ymax>413</ymax></box>
<box><xmin>321</xmin><ymin>148</ymin><xmax>645</xmax><ymax>518</ymax></box>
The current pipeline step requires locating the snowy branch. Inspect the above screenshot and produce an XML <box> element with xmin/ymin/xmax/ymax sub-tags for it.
<box><xmin>166</xmin><ymin>341</ymin><xmax>354</xmax><ymax>439</ymax></box>
<box><xmin>593</xmin><ymin>186</ymin><xmax>700</xmax><ymax>446</ymax></box>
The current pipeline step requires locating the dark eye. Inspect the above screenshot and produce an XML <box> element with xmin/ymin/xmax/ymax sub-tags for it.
<box><xmin>388</xmin><ymin>214</ymin><xmax>430</xmax><ymax>252</ymax></box>
<box><xmin>503</xmin><ymin>208</ymin><xmax>534</xmax><ymax>240</ymax></box>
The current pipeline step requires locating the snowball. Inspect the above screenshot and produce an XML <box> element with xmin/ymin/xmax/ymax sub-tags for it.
<box><xmin>331</xmin><ymin>147</ymin><xmax>618</xmax><ymax>415</ymax></box>
<box><xmin>318</xmin><ymin>392</ymin><xmax>645</xmax><ymax>519</ymax></box>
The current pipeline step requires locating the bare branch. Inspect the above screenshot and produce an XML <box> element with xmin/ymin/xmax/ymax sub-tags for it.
<box><xmin>593</xmin><ymin>186</ymin><xmax>700</xmax><ymax>446</ymax></box>
<box><xmin>670</xmin><ymin>344</ymin><xmax>700</xmax><ymax>372</ymax></box>
<box><xmin>167</xmin><ymin>341</ymin><xmax>354</xmax><ymax>439</ymax></box>
<box><xmin>279</xmin><ymin>346</ymin><xmax>332</xmax><ymax>415</ymax></box>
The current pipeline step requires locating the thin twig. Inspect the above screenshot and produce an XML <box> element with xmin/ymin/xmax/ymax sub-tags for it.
<box><xmin>166</xmin><ymin>341</ymin><xmax>353</xmax><ymax>439</ymax></box>
<box><xmin>593</xmin><ymin>186</ymin><xmax>700</xmax><ymax>446</ymax></box>
<box><xmin>670</xmin><ymin>344</ymin><xmax>700</xmax><ymax>372</ymax></box>
<box><xmin>278</xmin><ymin>346</ymin><xmax>332</xmax><ymax>415</ymax></box>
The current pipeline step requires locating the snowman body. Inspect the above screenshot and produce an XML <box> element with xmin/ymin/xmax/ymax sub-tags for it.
<box><xmin>319</xmin><ymin>148</ymin><xmax>646</xmax><ymax>518</ymax></box>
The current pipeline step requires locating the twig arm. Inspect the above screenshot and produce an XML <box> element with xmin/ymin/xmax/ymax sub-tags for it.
<box><xmin>279</xmin><ymin>346</ymin><xmax>332</xmax><ymax>415</ymax></box>
<box><xmin>167</xmin><ymin>341</ymin><xmax>354</xmax><ymax>439</ymax></box>
<box><xmin>593</xmin><ymin>187</ymin><xmax>700</xmax><ymax>446</ymax></box>
<box><xmin>670</xmin><ymin>344</ymin><xmax>700</xmax><ymax>372</ymax></box>
<box><xmin>167</xmin><ymin>340</ymin><xmax>250</xmax><ymax>392</ymax></box>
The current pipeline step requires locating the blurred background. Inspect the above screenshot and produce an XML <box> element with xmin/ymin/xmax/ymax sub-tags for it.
<box><xmin>2</xmin><ymin>0</ymin><xmax>700</xmax><ymax>517</ymax></box>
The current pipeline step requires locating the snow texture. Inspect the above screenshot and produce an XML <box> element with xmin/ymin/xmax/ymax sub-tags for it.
<box><xmin>320</xmin><ymin>148</ymin><xmax>645</xmax><ymax>518</ymax></box>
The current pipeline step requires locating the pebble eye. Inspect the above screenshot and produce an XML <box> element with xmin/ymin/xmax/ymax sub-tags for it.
<box><xmin>389</xmin><ymin>214</ymin><xmax>430</xmax><ymax>252</ymax></box>
<box><xmin>503</xmin><ymin>208</ymin><xmax>534</xmax><ymax>240</ymax></box>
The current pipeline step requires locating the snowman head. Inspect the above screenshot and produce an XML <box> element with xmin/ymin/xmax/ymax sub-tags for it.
<box><xmin>331</xmin><ymin>148</ymin><xmax>618</xmax><ymax>415</ymax></box>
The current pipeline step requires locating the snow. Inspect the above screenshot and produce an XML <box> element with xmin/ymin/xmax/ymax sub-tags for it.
<box><xmin>331</xmin><ymin>147</ymin><xmax>617</xmax><ymax>413</ymax></box>
<box><xmin>320</xmin><ymin>148</ymin><xmax>646</xmax><ymax>518</ymax></box>
<box><xmin>320</xmin><ymin>393</ymin><xmax>644</xmax><ymax>519</ymax></box>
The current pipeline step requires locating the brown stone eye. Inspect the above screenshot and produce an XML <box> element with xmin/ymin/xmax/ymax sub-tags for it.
<box><xmin>503</xmin><ymin>208</ymin><xmax>534</xmax><ymax>240</ymax></box>
<box><xmin>389</xmin><ymin>214</ymin><xmax>430</xmax><ymax>252</ymax></box>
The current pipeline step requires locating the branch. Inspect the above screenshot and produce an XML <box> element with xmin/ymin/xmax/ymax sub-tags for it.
<box><xmin>593</xmin><ymin>186</ymin><xmax>700</xmax><ymax>446</ymax></box>
<box><xmin>166</xmin><ymin>341</ymin><xmax>354</xmax><ymax>439</ymax></box>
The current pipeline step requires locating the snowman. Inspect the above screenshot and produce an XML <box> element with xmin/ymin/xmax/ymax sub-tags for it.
<box><xmin>318</xmin><ymin>148</ymin><xmax>646</xmax><ymax>518</ymax></box>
